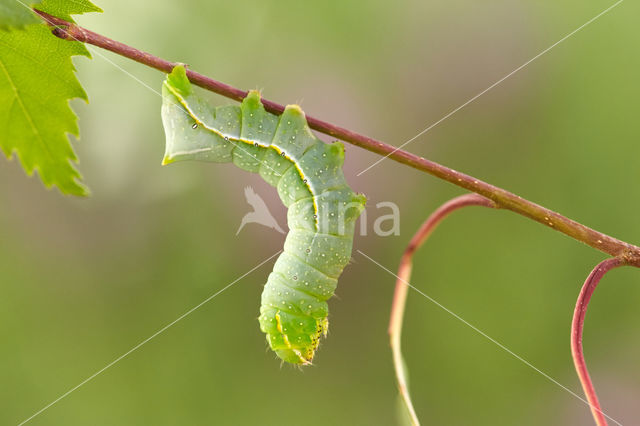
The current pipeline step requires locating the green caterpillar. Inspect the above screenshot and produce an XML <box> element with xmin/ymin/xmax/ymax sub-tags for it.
<box><xmin>161</xmin><ymin>66</ymin><xmax>366</xmax><ymax>364</ymax></box>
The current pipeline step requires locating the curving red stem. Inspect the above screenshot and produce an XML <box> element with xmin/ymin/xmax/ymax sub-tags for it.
<box><xmin>571</xmin><ymin>257</ymin><xmax>625</xmax><ymax>426</ymax></box>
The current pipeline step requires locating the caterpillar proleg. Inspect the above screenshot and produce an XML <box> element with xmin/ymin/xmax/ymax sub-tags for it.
<box><xmin>161</xmin><ymin>66</ymin><xmax>366</xmax><ymax>364</ymax></box>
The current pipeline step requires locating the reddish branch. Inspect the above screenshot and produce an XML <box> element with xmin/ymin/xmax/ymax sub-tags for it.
<box><xmin>33</xmin><ymin>10</ymin><xmax>640</xmax><ymax>266</ymax></box>
<box><xmin>571</xmin><ymin>258</ymin><xmax>625</xmax><ymax>426</ymax></box>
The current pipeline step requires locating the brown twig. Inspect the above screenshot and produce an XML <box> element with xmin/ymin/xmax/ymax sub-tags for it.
<box><xmin>571</xmin><ymin>258</ymin><xmax>626</xmax><ymax>426</ymax></box>
<box><xmin>33</xmin><ymin>9</ymin><xmax>640</xmax><ymax>266</ymax></box>
<box><xmin>389</xmin><ymin>194</ymin><xmax>497</xmax><ymax>425</ymax></box>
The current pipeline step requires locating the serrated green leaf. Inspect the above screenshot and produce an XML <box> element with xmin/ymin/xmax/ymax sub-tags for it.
<box><xmin>0</xmin><ymin>0</ymin><xmax>101</xmax><ymax>196</ymax></box>
<box><xmin>36</xmin><ymin>0</ymin><xmax>102</xmax><ymax>23</ymax></box>
<box><xmin>0</xmin><ymin>0</ymin><xmax>42</xmax><ymax>29</ymax></box>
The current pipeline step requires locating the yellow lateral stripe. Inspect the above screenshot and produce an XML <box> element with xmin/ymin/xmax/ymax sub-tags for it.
<box><xmin>167</xmin><ymin>84</ymin><xmax>320</xmax><ymax>228</ymax></box>
<box><xmin>275</xmin><ymin>311</ymin><xmax>284</xmax><ymax>333</ymax></box>
<box><xmin>274</xmin><ymin>311</ymin><xmax>293</xmax><ymax>349</ymax></box>
<box><xmin>269</xmin><ymin>144</ymin><xmax>319</xmax><ymax>226</ymax></box>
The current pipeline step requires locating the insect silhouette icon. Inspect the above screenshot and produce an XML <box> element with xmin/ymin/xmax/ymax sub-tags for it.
<box><xmin>236</xmin><ymin>186</ymin><xmax>286</xmax><ymax>235</ymax></box>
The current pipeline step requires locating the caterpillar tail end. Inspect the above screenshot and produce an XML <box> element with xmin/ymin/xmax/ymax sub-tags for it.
<box><xmin>161</xmin><ymin>155</ymin><xmax>175</xmax><ymax>166</ymax></box>
<box><xmin>260</xmin><ymin>310</ymin><xmax>329</xmax><ymax>366</ymax></box>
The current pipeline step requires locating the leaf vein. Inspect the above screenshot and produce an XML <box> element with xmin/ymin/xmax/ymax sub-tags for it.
<box><xmin>0</xmin><ymin>57</ymin><xmax>54</xmax><ymax>161</ymax></box>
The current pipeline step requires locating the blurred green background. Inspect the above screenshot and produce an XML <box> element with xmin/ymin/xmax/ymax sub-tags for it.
<box><xmin>1</xmin><ymin>0</ymin><xmax>639</xmax><ymax>424</ymax></box>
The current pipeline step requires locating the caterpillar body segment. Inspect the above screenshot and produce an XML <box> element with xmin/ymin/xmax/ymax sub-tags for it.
<box><xmin>161</xmin><ymin>66</ymin><xmax>366</xmax><ymax>364</ymax></box>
